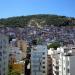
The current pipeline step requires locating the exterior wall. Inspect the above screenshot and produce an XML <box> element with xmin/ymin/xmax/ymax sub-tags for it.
<box><xmin>12</xmin><ymin>61</ymin><xmax>25</xmax><ymax>74</ymax></box>
<box><xmin>47</xmin><ymin>55</ymin><xmax>53</xmax><ymax>75</ymax></box>
<box><xmin>0</xmin><ymin>35</ymin><xmax>9</xmax><ymax>75</ymax></box>
<box><xmin>59</xmin><ymin>54</ymin><xmax>69</xmax><ymax>75</ymax></box>
<box><xmin>9</xmin><ymin>46</ymin><xmax>24</xmax><ymax>74</ymax></box>
<box><xmin>31</xmin><ymin>45</ymin><xmax>47</xmax><ymax>75</ymax></box>
<box><xmin>17</xmin><ymin>39</ymin><xmax>27</xmax><ymax>58</ymax></box>
<box><xmin>49</xmin><ymin>47</ymin><xmax>75</xmax><ymax>75</ymax></box>
<box><xmin>9</xmin><ymin>46</ymin><xmax>22</xmax><ymax>62</ymax></box>
<box><xmin>70</xmin><ymin>56</ymin><xmax>75</xmax><ymax>75</ymax></box>
<box><xmin>48</xmin><ymin>48</ymin><xmax>59</xmax><ymax>75</ymax></box>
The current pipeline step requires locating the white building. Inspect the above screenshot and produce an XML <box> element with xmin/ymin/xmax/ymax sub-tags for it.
<box><xmin>0</xmin><ymin>34</ymin><xmax>9</xmax><ymax>75</ymax></box>
<box><xmin>48</xmin><ymin>46</ymin><xmax>75</xmax><ymax>75</ymax></box>
<box><xmin>31</xmin><ymin>45</ymin><xmax>47</xmax><ymax>75</ymax></box>
<box><xmin>48</xmin><ymin>48</ymin><xmax>59</xmax><ymax>75</ymax></box>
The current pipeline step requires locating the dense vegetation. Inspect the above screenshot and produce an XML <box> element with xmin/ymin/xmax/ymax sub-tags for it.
<box><xmin>47</xmin><ymin>42</ymin><xmax>61</xmax><ymax>50</ymax></box>
<box><xmin>0</xmin><ymin>14</ymin><xmax>75</xmax><ymax>27</ymax></box>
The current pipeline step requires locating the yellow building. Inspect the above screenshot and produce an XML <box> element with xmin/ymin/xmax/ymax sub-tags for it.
<box><xmin>12</xmin><ymin>61</ymin><xmax>25</xmax><ymax>74</ymax></box>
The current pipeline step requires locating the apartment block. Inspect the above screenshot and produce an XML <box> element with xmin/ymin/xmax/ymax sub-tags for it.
<box><xmin>0</xmin><ymin>34</ymin><xmax>9</xmax><ymax>75</ymax></box>
<box><xmin>31</xmin><ymin>45</ymin><xmax>47</xmax><ymax>75</ymax></box>
<box><xmin>47</xmin><ymin>54</ymin><xmax>53</xmax><ymax>75</ymax></box>
<box><xmin>48</xmin><ymin>46</ymin><xmax>75</xmax><ymax>75</ymax></box>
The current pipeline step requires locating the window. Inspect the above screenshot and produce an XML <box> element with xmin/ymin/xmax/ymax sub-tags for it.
<box><xmin>0</xmin><ymin>45</ymin><xmax>2</xmax><ymax>49</ymax></box>
<box><xmin>42</xmin><ymin>66</ymin><xmax>45</xmax><ymax>68</ymax></box>
<box><xmin>55</xmin><ymin>71</ymin><xmax>59</xmax><ymax>75</ymax></box>
<box><xmin>0</xmin><ymin>52</ymin><xmax>2</xmax><ymax>56</ymax></box>
<box><xmin>0</xmin><ymin>58</ymin><xmax>2</xmax><ymax>61</ymax></box>
<box><xmin>42</xmin><ymin>57</ymin><xmax>45</xmax><ymax>59</ymax></box>
<box><xmin>64</xmin><ymin>68</ymin><xmax>65</xmax><ymax>70</ymax></box>
<box><xmin>42</xmin><ymin>71</ymin><xmax>45</xmax><ymax>73</ymax></box>
<box><xmin>55</xmin><ymin>66</ymin><xmax>59</xmax><ymax>69</ymax></box>
<box><xmin>0</xmin><ymin>64</ymin><xmax>1</xmax><ymax>67</ymax></box>
<box><xmin>42</xmin><ymin>62</ymin><xmax>45</xmax><ymax>64</ymax></box>
<box><xmin>3</xmin><ymin>51</ymin><xmax>6</xmax><ymax>54</ymax></box>
<box><xmin>67</xmin><ymin>69</ymin><xmax>70</xmax><ymax>73</ymax></box>
<box><xmin>42</xmin><ymin>52</ymin><xmax>45</xmax><ymax>55</ymax></box>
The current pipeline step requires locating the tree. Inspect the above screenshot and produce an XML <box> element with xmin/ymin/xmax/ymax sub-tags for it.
<box><xmin>8</xmin><ymin>70</ymin><xmax>20</xmax><ymax>75</ymax></box>
<box><xmin>0</xmin><ymin>14</ymin><xmax>75</xmax><ymax>27</ymax></box>
<box><xmin>37</xmin><ymin>37</ymin><xmax>43</xmax><ymax>44</ymax></box>
<box><xmin>47</xmin><ymin>42</ymin><xmax>60</xmax><ymax>50</ymax></box>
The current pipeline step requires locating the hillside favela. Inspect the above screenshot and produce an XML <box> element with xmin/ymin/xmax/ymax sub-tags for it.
<box><xmin>0</xmin><ymin>0</ymin><xmax>75</xmax><ymax>75</ymax></box>
<box><xmin>0</xmin><ymin>14</ymin><xmax>75</xmax><ymax>75</ymax></box>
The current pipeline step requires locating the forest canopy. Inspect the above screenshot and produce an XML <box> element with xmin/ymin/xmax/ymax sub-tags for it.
<box><xmin>0</xmin><ymin>14</ymin><xmax>75</xmax><ymax>27</ymax></box>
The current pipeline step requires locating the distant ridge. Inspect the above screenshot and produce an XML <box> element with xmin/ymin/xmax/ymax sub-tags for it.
<box><xmin>0</xmin><ymin>14</ymin><xmax>75</xmax><ymax>27</ymax></box>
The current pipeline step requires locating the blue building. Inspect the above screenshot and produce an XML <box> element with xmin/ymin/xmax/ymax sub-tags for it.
<box><xmin>31</xmin><ymin>45</ymin><xmax>47</xmax><ymax>75</ymax></box>
<box><xmin>0</xmin><ymin>34</ymin><xmax>9</xmax><ymax>75</ymax></box>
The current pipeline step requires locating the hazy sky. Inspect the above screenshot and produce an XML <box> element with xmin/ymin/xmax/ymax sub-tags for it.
<box><xmin>0</xmin><ymin>0</ymin><xmax>75</xmax><ymax>18</ymax></box>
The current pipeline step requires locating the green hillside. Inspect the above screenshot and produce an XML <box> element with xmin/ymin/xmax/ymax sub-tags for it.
<box><xmin>0</xmin><ymin>14</ymin><xmax>75</xmax><ymax>27</ymax></box>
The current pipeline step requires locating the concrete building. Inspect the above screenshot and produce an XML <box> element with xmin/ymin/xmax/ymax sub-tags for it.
<box><xmin>9</xmin><ymin>38</ymin><xmax>17</xmax><ymax>47</ymax></box>
<box><xmin>9</xmin><ymin>46</ymin><xmax>23</xmax><ymax>65</ymax></box>
<box><xmin>9</xmin><ymin>46</ymin><xmax>25</xmax><ymax>75</ymax></box>
<box><xmin>12</xmin><ymin>61</ymin><xmax>25</xmax><ymax>75</ymax></box>
<box><xmin>48</xmin><ymin>48</ymin><xmax>59</xmax><ymax>75</ymax></box>
<box><xmin>0</xmin><ymin>34</ymin><xmax>9</xmax><ymax>75</ymax></box>
<box><xmin>48</xmin><ymin>46</ymin><xmax>75</xmax><ymax>75</ymax></box>
<box><xmin>31</xmin><ymin>45</ymin><xmax>47</xmax><ymax>75</ymax></box>
<box><xmin>69</xmin><ymin>53</ymin><xmax>75</xmax><ymax>75</ymax></box>
<box><xmin>47</xmin><ymin>54</ymin><xmax>53</xmax><ymax>75</ymax></box>
<box><xmin>17</xmin><ymin>39</ymin><xmax>28</xmax><ymax>58</ymax></box>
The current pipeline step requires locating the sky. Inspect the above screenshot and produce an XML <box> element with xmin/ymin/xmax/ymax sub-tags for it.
<box><xmin>0</xmin><ymin>0</ymin><xmax>75</xmax><ymax>18</ymax></box>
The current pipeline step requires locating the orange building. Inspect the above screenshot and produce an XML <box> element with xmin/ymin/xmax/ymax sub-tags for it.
<box><xmin>12</xmin><ymin>61</ymin><xmax>25</xmax><ymax>74</ymax></box>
